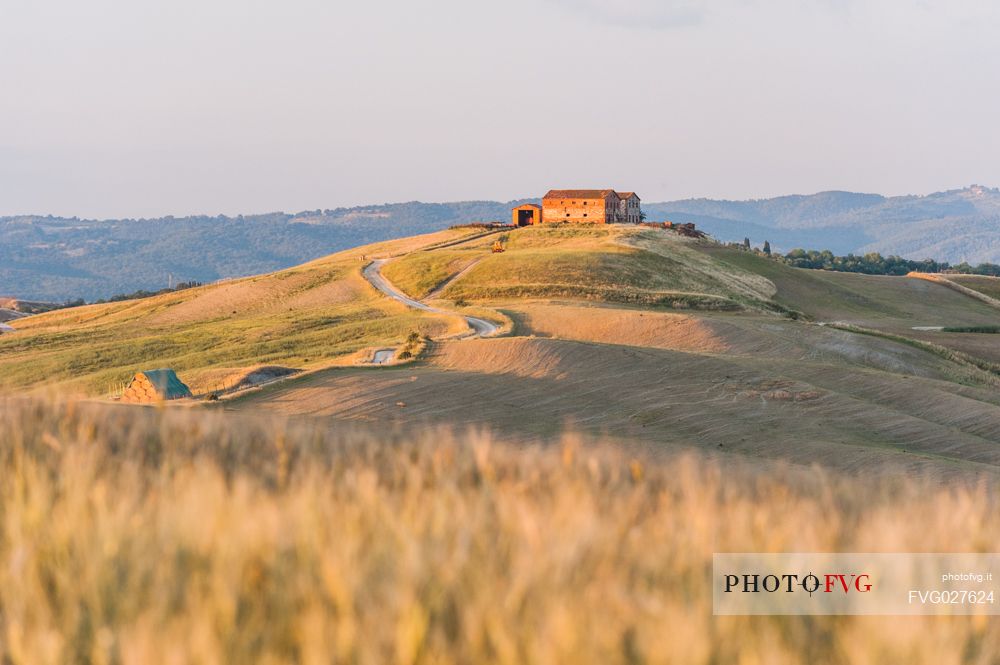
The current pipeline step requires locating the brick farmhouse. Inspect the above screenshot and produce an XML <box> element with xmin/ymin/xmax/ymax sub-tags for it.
<box><xmin>512</xmin><ymin>189</ymin><xmax>642</xmax><ymax>226</ymax></box>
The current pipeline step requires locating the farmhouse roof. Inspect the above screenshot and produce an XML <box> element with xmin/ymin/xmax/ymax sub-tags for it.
<box><xmin>514</xmin><ymin>203</ymin><xmax>542</xmax><ymax>209</ymax></box>
<box><xmin>543</xmin><ymin>189</ymin><xmax>619</xmax><ymax>200</ymax></box>
<box><xmin>617</xmin><ymin>192</ymin><xmax>640</xmax><ymax>200</ymax></box>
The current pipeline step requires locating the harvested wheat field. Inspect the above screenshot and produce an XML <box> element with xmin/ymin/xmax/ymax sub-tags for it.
<box><xmin>234</xmin><ymin>332</ymin><xmax>1000</xmax><ymax>479</ymax></box>
<box><xmin>1</xmin><ymin>397</ymin><xmax>998</xmax><ymax>664</ymax></box>
<box><xmin>504</xmin><ymin>302</ymin><xmax>731</xmax><ymax>353</ymax></box>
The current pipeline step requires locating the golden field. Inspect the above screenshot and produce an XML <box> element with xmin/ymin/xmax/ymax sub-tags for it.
<box><xmin>0</xmin><ymin>230</ymin><xmax>475</xmax><ymax>397</ymax></box>
<box><xmin>1</xmin><ymin>397</ymin><xmax>998</xmax><ymax>664</ymax></box>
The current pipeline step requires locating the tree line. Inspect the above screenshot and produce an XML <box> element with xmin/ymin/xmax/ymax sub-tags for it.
<box><xmin>734</xmin><ymin>238</ymin><xmax>1000</xmax><ymax>277</ymax></box>
<box><xmin>780</xmin><ymin>248</ymin><xmax>1000</xmax><ymax>277</ymax></box>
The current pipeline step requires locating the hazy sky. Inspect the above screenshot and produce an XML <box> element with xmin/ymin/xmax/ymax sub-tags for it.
<box><xmin>2</xmin><ymin>0</ymin><xmax>999</xmax><ymax>218</ymax></box>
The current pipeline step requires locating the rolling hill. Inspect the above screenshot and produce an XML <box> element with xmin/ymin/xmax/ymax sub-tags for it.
<box><xmin>5</xmin><ymin>222</ymin><xmax>1000</xmax><ymax>479</ymax></box>
<box><xmin>0</xmin><ymin>229</ymin><xmax>483</xmax><ymax>395</ymax></box>
<box><xmin>649</xmin><ymin>184</ymin><xmax>1000</xmax><ymax>262</ymax></box>
<box><xmin>0</xmin><ymin>202</ymin><xmax>522</xmax><ymax>302</ymax></box>
<box><xmin>5</xmin><ymin>185</ymin><xmax>1000</xmax><ymax>302</ymax></box>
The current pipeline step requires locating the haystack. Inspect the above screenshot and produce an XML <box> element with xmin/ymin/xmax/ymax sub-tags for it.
<box><xmin>121</xmin><ymin>369</ymin><xmax>192</xmax><ymax>403</ymax></box>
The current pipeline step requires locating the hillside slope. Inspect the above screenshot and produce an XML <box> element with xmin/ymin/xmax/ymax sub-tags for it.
<box><xmin>0</xmin><ymin>229</ymin><xmax>480</xmax><ymax>395</ymax></box>
<box><xmin>5</xmin><ymin>223</ymin><xmax>1000</xmax><ymax>477</ymax></box>
<box><xmin>235</xmin><ymin>331</ymin><xmax>1000</xmax><ymax>476</ymax></box>
<box><xmin>232</xmin><ymin>224</ymin><xmax>1000</xmax><ymax>477</ymax></box>
<box><xmin>383</xmin><ymin>225</ymin><xmax>779</xmax><ymax>312</ymax></box>
<box><xmin>6</xmin><ymin>186</ymin><xmax>1000</xmax><ymax>301</ymax></box>
<box><xmin>650</xmin><ymin>185</ymin><xmax>1000</xmax><ymax>262</ymax></box>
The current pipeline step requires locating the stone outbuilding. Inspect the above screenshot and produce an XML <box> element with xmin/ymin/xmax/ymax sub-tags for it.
<box><xmin>512</xmin><ymin>203</ymin><xmax>542</xmax><ymax>226</ymax></box>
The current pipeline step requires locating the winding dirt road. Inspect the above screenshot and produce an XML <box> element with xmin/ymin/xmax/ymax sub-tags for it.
<box><xmin>363</xmin><ymin>259</ymin><xmax>499</xmax><ymax>337</ymax></box>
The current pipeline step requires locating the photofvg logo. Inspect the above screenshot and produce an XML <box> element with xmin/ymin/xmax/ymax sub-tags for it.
<box><xmin>713</xmin><ymin>553</ymin><xmax>999</xmax><ymax>616</ymax></box>
<box><xmin>724</xmin><ymin>571</ymin><xmax>872</xmax><ymax>596</ymax></box>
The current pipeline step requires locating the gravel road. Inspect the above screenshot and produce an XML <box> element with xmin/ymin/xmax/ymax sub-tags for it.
<box><xmin>363</xmin><ymin>259</ymin><xmax>499</xmax><ymax>338</ymax></box>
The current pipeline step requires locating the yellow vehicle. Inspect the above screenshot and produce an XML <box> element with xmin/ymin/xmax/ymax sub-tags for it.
<box><xmin>491</xmin><ymin>240</ymin><xmax>505</xmax><ymax>253</ymax></box>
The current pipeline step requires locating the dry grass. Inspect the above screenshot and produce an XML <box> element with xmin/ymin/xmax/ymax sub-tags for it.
<box><xmin>381</xmin><ymin>251</ymin><xmax>482</xmax><ymax>300</ymax></box>
<box><xmin>504</xmin><ymin>303</ymin><xmax>731</xmax><ymax>353</ymax></box>
<box><xmin>700</xmin><ymin>247</ymin><xmax>1000</xmax><ymax>333</ymax></box>
<box><xmin>946</xmin><ymin>275</ymin><xmax>1000</xmax><ymax>301</ymax></box>
<box><xmin>1</xmin><ymin>397</ymin><xmax>999</xmax><ymax>664</ymax></box>
<box><xmin>0</xmin><ymin>230</ymin><xmax>476</xmax><ymax>396</ymax></box>
<box><xmin>381</xmin><ymin>226</ymin><xmax>779</xmax><ymax>312</ymax></box>
<box><xmin>908</xmin><ymin>273</ymin><xmax>1000</xmax><ymax>312</ymax></box>
<box><xmin>236</xmin><ymin>323</ymin><xmax>1000</xmax><ymax>474</ymax></box>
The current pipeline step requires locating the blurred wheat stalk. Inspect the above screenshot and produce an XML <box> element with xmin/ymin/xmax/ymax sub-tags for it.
<box><xmin>0</xmin><ymin>397</ymin><xmax>997</xmax><ymax>665</ymax></box>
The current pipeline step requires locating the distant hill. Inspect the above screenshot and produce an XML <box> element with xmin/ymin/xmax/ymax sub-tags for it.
<box><xmin>4</xmin><ymin>186</ymin><xmax>1000</xmax><ymax>301</ymax></box>
<box><xmin>1</xmin><ymin>202</ymin><xmax>521</xmax><ymax>301</ymax></box>
<box><xmin>648</xmin><ymin>185</ymin><xmax>1000</xmax><ymax>262</ymax></box>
